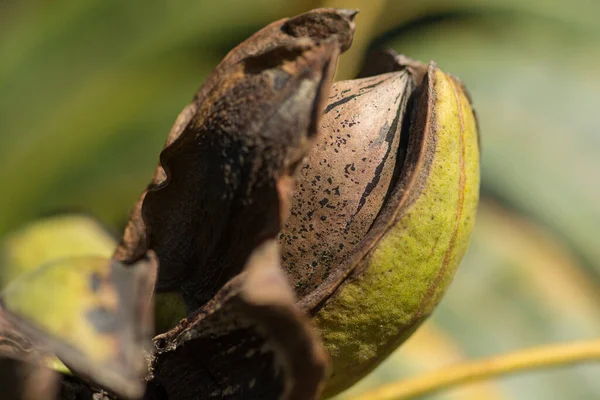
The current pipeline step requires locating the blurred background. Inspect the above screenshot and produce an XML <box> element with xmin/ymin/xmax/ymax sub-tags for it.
<box><xmin>1</xmin><ymin>0</ymin><xmax>599</xmax><ymax>399</ymax></box>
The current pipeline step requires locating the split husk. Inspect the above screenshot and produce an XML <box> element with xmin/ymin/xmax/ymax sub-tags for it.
<box><xmin>0</xmin><ymin>9</ymin><xmax>480</xmax><ymax>400</ymax></box>
<box><xmin>281</xmin><ymin>50</ymin><xmax>480</xmax><ymax>396</ymax></box>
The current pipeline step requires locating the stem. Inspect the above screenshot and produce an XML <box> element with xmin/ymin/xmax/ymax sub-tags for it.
<box><xmin>347</xmin><ymin>338</ymin><xmax>600</xmax><ymax>400</ymax></box>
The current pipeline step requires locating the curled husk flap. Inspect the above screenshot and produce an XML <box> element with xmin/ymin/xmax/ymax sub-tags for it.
<box><xmin>0</xmin><ymin>251</ymin><xmax>157</xmax><ymax>399</ymax></box>
<box><xmin>147</xmin><ymin>240</ymin><xmax>328</xmax><ymax>400</ymax></box>
<box><xmin>143</xmin><ymin>39</ymin><xmax>340</xmax><ymax>309</ymax></box>
<box><xmin>280</xmin><ymin>51</ymin><xmax>480</xmax><ymax>396</ymax></box>
<box><xmin>114</xmin><ymin>9</ymin><xmax>356</xmax><ymax>311</ymax></box>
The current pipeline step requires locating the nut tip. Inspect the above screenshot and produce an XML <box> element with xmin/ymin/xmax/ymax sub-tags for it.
<box><xmin>338</xmin><ymin>9</ymin><xmax>359</xmax><ymax>21</ymax></box>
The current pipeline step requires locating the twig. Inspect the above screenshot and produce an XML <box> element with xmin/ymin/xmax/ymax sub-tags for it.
<box><xmin>347</xmin><ymin>338</ymin><xmax>600</xmax><ymax>400</ymax></box>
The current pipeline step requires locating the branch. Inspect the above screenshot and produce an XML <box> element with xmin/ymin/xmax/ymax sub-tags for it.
<box><xmin>347</xmin><ymin>338</ymin><xmax>600</xmax><ymax>400</ymax></box>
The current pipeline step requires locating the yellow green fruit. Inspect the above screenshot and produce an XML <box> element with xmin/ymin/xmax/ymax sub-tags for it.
<box><xmin>2</xmin><ymin>252</ymin><xmax>155</xmax><ymax>399</ymax></box>
<box><xmin>3</xmin><ymin>256</ymin><xmax>132</xmax><ymax>363</ymax></box>
<box><xmin>303</xmin><ymin>64</ymin><xmax>480</xmax><ymax>397</ymax></box>
<box><xmin>154</xmin><ymin>291</ymin><xmax>186</xmax><ymax>334</ymax></box>
<box><xmin>0</xmin><ymin>215</ymin><xmax>158</xmax><ymax>398</ymax></box>
<box><xmin>0</xmin><ymin>214</ymin><xmax>188</xmax><ymax>336</ymax></box>
<box><xmin>0</xmin><ymin>214</ymin><xmax>115</xmax><ymax>289</ymax></box>
<box><xmin>0</xmin><ymin>215</ymin><xmax>117</xmax><ymax>376</ymax></box>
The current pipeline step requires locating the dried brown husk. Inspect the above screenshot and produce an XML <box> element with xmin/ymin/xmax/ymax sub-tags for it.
<box><xmin>108</xmin><ymin>8</ymin><xmax>357</xmax><ymax>400</ymax></box>
<box><xmin>146</xmin><ymin>241</ymin><xmax>328</xmax><ymax>400</ymax></box>
<box><xmin>114</xmin><ymin>8</ymin><xmax>356</xmax><ymax>312</ymax></box>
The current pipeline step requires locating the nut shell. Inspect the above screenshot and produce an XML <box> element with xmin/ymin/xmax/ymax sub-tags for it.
<box><xmin>280</xmin><ymin>71</ymin><xmax>414</xmax><ymax>297</ymax></box>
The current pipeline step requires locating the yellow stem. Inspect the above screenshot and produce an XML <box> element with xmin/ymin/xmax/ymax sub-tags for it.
<box><xmin>347</xmin><ymin>338</ymin><xmax>600</xmax><ymax>400</ymax></box>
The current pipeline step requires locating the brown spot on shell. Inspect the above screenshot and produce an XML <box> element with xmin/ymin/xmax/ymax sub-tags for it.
<box><xmin>279</xmin><ymin>71</ymin><xmax>414</xmax><ymax>297</ymax></box>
